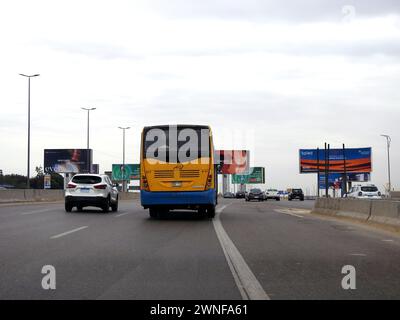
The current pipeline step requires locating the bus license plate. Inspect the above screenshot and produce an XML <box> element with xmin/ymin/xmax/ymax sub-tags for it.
<box><xmin>172</xmin><ymin>181</ymin><xmax>182</xmax><ymax>187</ymax></box>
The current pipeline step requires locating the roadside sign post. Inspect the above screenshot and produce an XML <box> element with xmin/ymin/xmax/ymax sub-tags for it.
<box><xmin>317</xmin><ymin>148</ymin><xmax>320</xmax><ymax>197</ymax></box>
<box><xmin>44</xmin><ymin>174</ymin><xmax>51</xmax><ymax>189</ymax></box>
<box><xmin>342</xmin><ymin>144</ymin><xmax>347</xmax><ymax>197</ymax></box>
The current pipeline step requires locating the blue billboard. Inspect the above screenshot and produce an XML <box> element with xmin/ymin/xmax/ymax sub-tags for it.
<box><xmin>319</xmin><ymin>172</ymin><xmax>371</xmax><ymax>189</ymax></box>
<box><xmin>299</xmin><ymin>147</ymin><xmax>372</xmax><ymax>173</ymax></box>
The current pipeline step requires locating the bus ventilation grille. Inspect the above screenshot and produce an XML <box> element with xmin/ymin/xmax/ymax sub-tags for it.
<box><xmin>179</xmin><ymin>170</ymin><xmax>200</xmax><ymax>178</ymax></box>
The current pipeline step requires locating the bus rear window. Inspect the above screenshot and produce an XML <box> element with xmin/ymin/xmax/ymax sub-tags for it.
<box><xmin>143</xmin><ymin>125</ymin><xmax>210</xmax><ymax>163</ymax></box>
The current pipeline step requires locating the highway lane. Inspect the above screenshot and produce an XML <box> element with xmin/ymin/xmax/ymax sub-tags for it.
<box><xmin>0</xmin><ymin>200</ymin><xmax>239</xmax><ymax>299</ymax></box>
<box><xmin>220</xmin><ymin>198</ymin><xmax>400</xmax><ymax>299</ymax></box>
<box><xmin>0</xmin><ymin>198</ymin><xmax>400</xmax><ymax>299</ymax></box>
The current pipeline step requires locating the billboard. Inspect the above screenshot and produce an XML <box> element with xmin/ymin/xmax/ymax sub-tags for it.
<box><xmin>44</xmin><ymin>149</ymin><xmax>92</xmax><ymax>173</ymax></box>
<box><xmin>232</xmin><ymin>167</ymin><xmax>265</xmax><ymax>184</ymax></box>
<box><xmin>91</xmin><ymin>164</ymin><xmax>99</xmax><ymax>174</ymax></box>
<box><xmin>112</xmin><ymin>164</ymin><xmax>140</xmax><ymax>180</ymax></box>
<box><xmin>319</xmin><ymin>172</ymin><xmax>371</xmax><ymax>189</ymax></box>
<box><xmin>299</xmin><ymin>148</ymin><xmax>372</xmax><ymax>173</ymax></box>
<box><xmin>215</xmin><ymin>150</ymin><xmax>250</xmax><ymax>174</ymax></box>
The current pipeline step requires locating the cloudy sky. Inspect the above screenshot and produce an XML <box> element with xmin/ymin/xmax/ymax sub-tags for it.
<box><xmin>0</xmin><ymin>0</ymin><xmax>399</xmax><ymax>193</ymax></box>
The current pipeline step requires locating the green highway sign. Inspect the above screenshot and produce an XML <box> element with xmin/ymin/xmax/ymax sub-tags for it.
<box><xmin>231</xmin><ymin>167</ymin><xmax>265</xmax><ymax>184</ymax></box>
<box><xmin>112</xmin><ymin>164</ymin><xmax>140</xmax><ymax>180</ymax></box>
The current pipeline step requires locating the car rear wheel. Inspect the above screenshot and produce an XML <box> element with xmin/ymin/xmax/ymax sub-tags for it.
<box><xmin>276</xmin><ymin>198</ymin><xmax>280</xmax><ymax>201</ymax></box>
<box><xmin>111</xmin><ymin>198</ymin><xmax>118</xmax><ymax>212</ymax></box>
<box><xmin>65</xmin><ymin>203</ymin><xmax>73</xmax><ymax>212</ymax></box>
<box><xmin>77</xmin><ymin>205</ymin><xmax>83</xmax><ymax>212</ymax></box>
<box><xmin>102</xmin><ymin>197</ymin><xmax>110</xmax><ymax>213</ymax></box>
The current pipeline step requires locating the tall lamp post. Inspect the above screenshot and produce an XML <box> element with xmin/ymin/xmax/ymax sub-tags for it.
<box><xmin>381</xmin><ymin>134</ymin><xmax>392</xmax><ymax>194</ymax></box>
<box><xmin>118</xmin><ymin>126</ymin><xmax>130</xmax><ymax>192</ymax></box>
<box><xmin>19</xmin><ymin>73</ymin><xmax>40</xmax><ymax>189</ymax></box>
<box><xmin>81</xmin><ymin>107</ymin><xmax>96</xmax><ymax>173</ymax></box>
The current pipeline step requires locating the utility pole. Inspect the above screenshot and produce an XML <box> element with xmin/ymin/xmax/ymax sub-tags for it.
<box><xmin>342</xmin><ymin>143</ymin><xmax>347</xmax><ymax>197</ymax></box>
<box><xmin>19</xmin><ymin>73</ymin><xmax>40</xmax><ymax>188</ymax></box>
<box><xmin>381</xmin><ymin>134</ymin><xmax>392</xmax><ymax>194</ymax></box>
<box><xmin>81</xmin><ymin>108</ymin><xmax>96</xmax><ymax>173</ymax></box>
<box><xmin>317</xmin><ymin>148</ymin><xmax>320</xmax><ymax>197</ymax></box>
<box><xmin>118</xmin><ymin>127</ymin><xmax>130</xmax><ymax>192</ymax></box>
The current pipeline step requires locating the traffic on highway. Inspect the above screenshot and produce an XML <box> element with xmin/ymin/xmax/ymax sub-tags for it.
<box><xmin>1</xmin><ymin>0</ymin><xmax>400</xmax><ymax>317</ymax></box>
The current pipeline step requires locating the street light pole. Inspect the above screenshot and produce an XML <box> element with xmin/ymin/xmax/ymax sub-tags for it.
<box><xmin>81</xmin><ymin>108</ymin><xmax>96</xmax><ymax>173</ymax></box>
<box><xmin>19</xmin><ymin>73</ymin><xmax>40</xmax><ymax>189</ymax></box>
<box><xmin>118</xmin><ymin>127</ymin><xmax>130</xmax><ymax>192</ymax></box>
<box><xmin>381</xmin><ymin>134</ymin><xmax>392</xmax><ymax>194</ymax></box>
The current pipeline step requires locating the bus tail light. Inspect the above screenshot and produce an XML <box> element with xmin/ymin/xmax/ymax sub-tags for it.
<box><xmin>205</xmin><ymin>173</ymin><xmax>213</xmax><ymax>190</ymax></box>
<box><xmin>142</xmin><ymin>175</ymin><xmax>150</xmax><ymax>191</ymax></box>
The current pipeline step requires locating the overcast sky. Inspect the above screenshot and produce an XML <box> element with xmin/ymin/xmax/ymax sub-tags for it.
<box><xmin>0</xmin><ymin>0</ymin><xmax>399</xmax><ymax>193</ymax></box>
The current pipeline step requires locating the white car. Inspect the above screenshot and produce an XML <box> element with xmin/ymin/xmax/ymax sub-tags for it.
<box><xmin>347</xmin><ymin>184</ymin><xmax>382</xmax><ymax>199</ymax></box>
<box><xmin>65</xmin><ymin>174</ymin><xmax>119</xmax><ymax>212</ymax></box>
<box><xmin>265</xmin><ymin>189</ymin><xmax>280</xmax><ymax>201</ymax></box>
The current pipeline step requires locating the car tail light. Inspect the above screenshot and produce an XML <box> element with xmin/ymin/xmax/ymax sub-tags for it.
<box><xmin>358</xmin><ymin>191</ymin><xmax>363</xmax><ymax>196</ymax></box>
<box><xmin>142</xmin><ymin>175</ymin><xmax>149</xmax><ymax>191</ymax></box>
<box><xmin>67</xmin><ymin>183</ymin><xmax>76</xmax><ymax>189</ymax></box>
<box><xmin>205</xmin><ymin>173</ymin><xmax>213</xmax><ymax>190</ymax></box>
<box><xmin>94</xmin><ymin>184</ymin><xmax>107</xmax><ymax>189</ymax></box>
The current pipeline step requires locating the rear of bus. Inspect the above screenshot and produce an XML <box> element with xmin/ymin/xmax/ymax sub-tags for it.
<box><xmin>140</xmin><ymin>125</ymin><xmax>217</xmax><ymax>218</ymax></box>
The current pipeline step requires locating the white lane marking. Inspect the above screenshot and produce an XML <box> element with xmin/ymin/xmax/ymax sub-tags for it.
<box><xmin>349</xmin><ymin>253</ymin><xmax>367</xmax><ymax>257</ymax></box>
<box><xmin>50</xmin><ymin>226</ymin><xmax>88</xmax><ymax>239</ymax></box>
<box><xmin>213</xmin><ymin>204</ymin><xmax>270</xmax><ymax>300</ymax></box>
<box><xmin>382</xmin><ymin>239</ymin><xmax>394</xmax><ymax>242</ymax></box>
<box><xmin>21</xmin><ymin>208</ymin><xmax>55</xmax><ymax>215</ymax></box>
<box><xmin>273</xmin><ymin>208</ymin><xmax>304</xmax><ymax>218</ymax></box>
<box><xmin>115</xmin><ymin>212</ymin><xmax>129</xmax><ymax>217</ymax></box>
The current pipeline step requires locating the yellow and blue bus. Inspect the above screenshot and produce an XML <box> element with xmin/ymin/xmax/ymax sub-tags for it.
<box><xmin>140</xmin><ymin>124</ymin><xmax>217</xmax><ymax>218</ymax></box>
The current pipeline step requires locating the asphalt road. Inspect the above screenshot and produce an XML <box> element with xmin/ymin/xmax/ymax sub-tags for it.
<box><xmin>1</xmin><ymin>198</ymin><xmax>400</xmax><ymax>300</ymax></box>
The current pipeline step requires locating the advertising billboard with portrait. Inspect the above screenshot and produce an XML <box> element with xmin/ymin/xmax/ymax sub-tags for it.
<box><xmin>215</xmin><ymin>150</ymin><xmax>250</xmax><ymax>174</ymax></box>
<box><xmin>318</xmin><ymin>172</ymin><xmax>371</xmax><ymax>189</ymax></box>
<box><xmin>44</xmin><ymin>149</ymin><xmax>93</xmax><ymax>173</ymax></box>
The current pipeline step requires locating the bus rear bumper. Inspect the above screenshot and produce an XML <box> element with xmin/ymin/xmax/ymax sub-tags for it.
<box><xmin>140</xmin><ymin>189</ymin><xmax>216</xmax><ymax>208</ymax></box>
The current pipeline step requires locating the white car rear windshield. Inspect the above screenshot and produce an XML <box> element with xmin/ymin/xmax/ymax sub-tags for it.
<box><xmin>361</xmin><ymin>186</ymin><xmax>378</xmax><ymax>192</ymax></box>
<box><xmin>72</xmin><ymin>176</ymin><xmax>102</xmax><ymax>184</ymax></box>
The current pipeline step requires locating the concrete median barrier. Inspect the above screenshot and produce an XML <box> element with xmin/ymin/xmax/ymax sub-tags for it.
<box><xmin>369</xmin><ymin>200</ymin><xmax>400</xmax><ymax>227</ymax></box>
<box><xmin>312</xmin><ymin>197</ymin><xmax>400</xmax><ymax>229</ymax></box>
<box><xmin>0</xmin><ymin>189</ymin><xmax>140</xmax><ymax>203</ymax></box>
<box><xmin>0</xmin><ymin>189</ymin><xmax>65</xmax><ymax>203</ymax></box>
<box><xmin>0</xmin><ymin>190</ymin><xmax>27</xmax><ymax>203</ymax></box>
<box><xmin>390</xmin><ymin>191</ymin><xmax>400</xmax><ymax>200</ymax></box>
<box><xmin>312</xmin><ymin>198</ymin><xmax>370</xmax><ymax>221</ymax></box>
